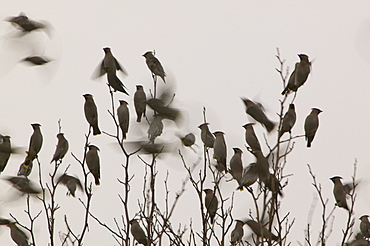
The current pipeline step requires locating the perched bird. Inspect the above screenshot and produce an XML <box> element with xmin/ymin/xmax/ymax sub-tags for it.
<box><xmin>7</xmin><ymin>222</ymin><xmax>29</xmax><ymax>246</ymax></box>
<box><xmin>143</xmin><ymin>51</ymin><xmax>166</xmax><ymax>83</ymax></box>
<box><xmin>304</xmin><ymin>108</ymin><xmax>322</xmax><ymax>148</ymax></box>
<box><xmin>17</xmin><ymin>159</ymin><xmax>33</xmax><ymax>177</ymax></box>
<box><xmin>204</xmin><ymin>189</ymin><xmax>218</xmax><ymax>224</ymax></box>
<box><xmin>4</xmin><ymin>176</ymin><xmax>41</xmax><ymax>195</ymax></box>
<box><xmin>117</xmin><ymin>100</ymin><xmax>129</xmax><ymax>140</ymax></box>
<box><xmin>245</xmin><ymin>220</ymin><xmax>280</xmax><ymax>242</ymax></box>
<box><xmin>0</xmin><ymin>217</ymin><xmax>10</xmax><ymax>225</ymax></box>
<box><xmin>359</xmin><ymin>215</ymin><xmax>370</xmax><ymax>239</ymax></box>
<box><xmin>229</xmin><ymin>148</ymin><xmax>243</xmax><ymax>183</ymax></box>
<box><xmin>213</xmin><ymin>131</ymin><xmax>227</xmax><ymax>172</ymax></box>
<box><xmin>134</xmin><ymin>85</ymin><xmax>147</xmax><ymax>122</ymax></box>
<box><xmin>253</xmin><ymin>150</ymin><xmax>270</xmax><ymax>183</ymax></box>
<box><xmin>50</xmin><ymin>133</ymin><xmax>69</xmax><ymax>163</ymax></box>
<box><xmin>105</xmin><ymin>67</ymin><xmax>129</xmax><ymax>95</ymax></box>
<box><xmin>230</xmin><ymin>220</ymin><xmax>245</xmax><ymax>245</ymax></box>
<box><xmin>242</xmin><ymin>123</ymin><xmax>261</xmax><ymax>151</ymax></box>
<box><xmin>5</xmin><ymin>12</ymin><xmax>50</xmax><ymax>37</ymax></box>
<box><xmin>129</xmin><ymin>219</ymin><xmax>148</xmax><ymax>245</ymax></box>
<box><xmin>25</xmin><ymin>123</ymin><xmax>43</xmax><ymax>165</ymax></box>
<box><xmin>241</xmin><ymin>98</ymin><xmax>276</xmax><ymax>132</ymax></box>
<box><xmin>198</xmin><ymin>123</ymin><xmax>215</xmax><ymax>148</ymax></box>
<box><xmin>281</xmin><ymin>54</ymin><xmax>311</xmax><ymax>95</ymax></box>
<box><xmin>265</xmin><ymin>173</ymin><xmax>283</xmax><ymax>197</ymax></box>
<box><xmin>237</xmin><ymin>163</ymin><xmax>258</xmax><ymax>190</ymax></box>
<box><xmin>330</xmin><ymin>176</ymin><xmax>349</xmax><ymax>211</ymax></box>
<box><xmin>92</xmin><ymin>47</ymin><xmax>127</xmax><ymax>78</ymax></box>
<box><xmin>178</xmin><ymin>133</ymin><xmax>196</xmax><ymax>147</ymax></box>
<box><xmin>148</xmin><ymin>115</ymin><xmax>164</xmax><ymax>143</ymax></box>
<box><xmin>57</xmin><ymin>174</ymin><xmax>83</xmax><ymax>197</ymax></box>
<box><xmin>346</xmin><ymin>232</ymin><xmax>369</xmax><ymax>246</ymax></box>
<box><xmin>21</xmin><ymin>56</ymin><xmax>50</xmax><ymax>66</ymax></box>
<box><xmin>83</xmin><ymin>94</ymin><xmax>101</xmax><ymax>136</ymax></box>
<box><xmin>0</xmin><ymin>136</ymin><xmax>11</xmax><ymax>173</ymax></box>
<box><xmin>279</xmin><ymin>104</ymin><xmax>297</xmax><ymax>139</ymax></box>
<box><xmin>86</xmin><ymin>145</ymin><xmax>100</xmax><ymax>185</ymax></box>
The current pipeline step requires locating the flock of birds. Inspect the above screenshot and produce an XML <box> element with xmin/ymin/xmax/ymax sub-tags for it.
<box><xmin>0</xmin><ymin>12</ymin><xmax>368</xmax><ymax>246</ymax></box>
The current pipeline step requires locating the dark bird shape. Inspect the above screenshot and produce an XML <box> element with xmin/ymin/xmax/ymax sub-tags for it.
<box><xmin>124</xmin><ymin>141</ymin><xmax>173</xmax><ymax>155</ymax></box>
<box><xmin>92</xmin><ymin>47</ymin><xmax>127</xmax><ymax>78</ymax></box>
<box><xmin>265</xmin><ymin>173</ymin><xmax>283</xmax><ymax>197</ymax></box>
<box><xmin>204</xmin><ymin>189</ymin><xmax>218</xmax><ymax>224</ymax></box>
<box><xmin>17</xmin><ymin>158</ymin><xmax>33</xmax><ymax>177</ymax></box>
<box><xmin>4</xmin><ymin>176</ymin><xmax>41</xmax><ymax>195</ymax></box>
<box><xmin>198</xmin><ymin>123</ymin><xmax>214</xmax><ymax>148</ymax></box>
<box><xmin>25</xmin><ymin>123</ymin><xmax>43</xmax><ymax>166</ymax></box>
<box><xmin>360</xmin><ymin>215</ymin><xmax>370</xmax><ymax>239</ymax></box>
<box><xmin>7</xmin><ymin>222</ymin><xmax>29</xmax><ymax>246</ymax></box>
<box><xmin>134</xmin><ymin>85</ymin><xmax>147</xmax><ymax>122</ymax></box>
<box><xmin>253</xmin><ymin>150</ymin><xmax>270</xmax><ymax>183</ymax></box>
<box><xmin>241</xmin><ymin>98</ymin><xmax>276</xmax><ymax>132</ymax></box>
<box><xmin>279</xmin><ymin>104</ymin><xmax>297</xmax><ymax>139</ymax></box>
<box><xmin>304</xmin><ymin>108</ymin><xmax>322</xmax><ymax>147</ymax></box>
<box><xmin>146</xmin><ymin>98</ymin><xmax>179</xmax><ymax>121</ymax></box>
<box><xmin>21</xmin><ymin>56</ymin><xmax>50</xmax><ymax>66</ymax></box>
<box><xmin>245</xmin><ymin>219</ymin><xmax>280</xmax><ymax>242</ymax></box>
<box><xmin>330</xmin><ymin>176</ymin><xmax>349</xmax><ymax>211</ymax></box>
<box><xmin>105</xmin><ymin>67</ymin><xmax>129</xmax><ymax>95</ymax></box>
<box><xmin>83</xmin><ymin>94</ymin><xmax>101</xmax><ymax>136</ymax></box>
<box><xmin>143</xmin><ymin>51</ymin><xmax>166</xmax><ymax>83</ymax></box>
<box><xmin>242</xmin><ymin>123</ymin><xmax>261</xmax><ymax>151</ymax></box>
<box><xmin>229</xmin><ymin>148</ymin><xmax>243</xmax><ymax>183</ymax></box>
<box><xmin>178</xmin><ymin>133</ymin><xmax>196</xmax><ymax>147</ymax></box>
<box><xmin>50</xmin><ymin>133</ymin><xmax>69</xmax><ymax>163</ymax></box>
<box><xmin>57</xmin><ymin>174</ymin><xmax>83</xmax><ymax>197</ymax></box>
<box><xmin>129</xmin><ymin>219</ymin><xmax>148</xmax><ymax>245</ymax></box>
<box><xmin>237</xmin><ymin>163</ymin><xmax>258</xmax><ymax>190</ymax></box>
<box><xmin>0</xmin><ymin>136</ymin><xmax>11</xmax><ymax>173</ymax></box>
<box><xmin>0</xmin><ymin>217</ymin><xmax>10</xmax><ymax>225</ymax></box>
<box><xmin>148</xmin><ymin>115</ymin><xmax>164</xmax><ymax>143</ymax></box>
<box><xmin>281</xmin><ymin>54</ymin><xmax>311</xmax><ymax>95</ymax></box>
<box><xmin>86</xmin><ymin>145</ymin><xmax>100</xmax><ymax>185</ymax></box>
<box><xmin>230</xmin><ymin>220</ymin><xmax>245</xmax><ymax>245</ymax></box>
<box><xmin>5</xmin><ymin>12</ymin><xmax>51</xmax><ymax>37</ymax></box>
<box><xmin>117</xmin><ymin>100</ymin><xmax>130</xmax><ymax>140</ymax></box>
<box><xmin>213</xmin><ymin>131</ymin><xmax>227</xmax><ymax>172</ymax></box>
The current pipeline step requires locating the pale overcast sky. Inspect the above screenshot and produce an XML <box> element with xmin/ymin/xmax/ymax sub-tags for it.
<box><xmin>0</xmin><ymin>1</ymin><xmax>369</xmax><ymax>245</ymax></box>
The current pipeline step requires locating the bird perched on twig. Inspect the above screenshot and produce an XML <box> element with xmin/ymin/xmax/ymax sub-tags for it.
<box><xmin>50</xmin><ymin>133</ymin><xmax>69</xmax><ymax>164</ymax></box>
<box><xmin>359</xmin><ymin>215</ymin><xmax>370</xmax><ymax>239</ymax></box>
<box><xmin>7</xmin><ymin>222</ymin><xmax>29</xmax><ymax>246</ymax></box>
<box><xmin>281</xmin><ymin>54</ymin><xmax>311</xmax><ymax>95</ymax></box>
<box><xmin>245</xmin><ymin>219</ymin><xmax>280</xmax><ymax>242</ymax></box>
<box><xmin>230</xmin><ymin>220</ymin><xmax>245</xmax><ymax>245</ymax></box>
<box><xmin>204</xmin><ymin>189</ymin><xmax>218</xmax><ymax>224</ymax></box>
<box><xmin>130</xmin><ymin>219</ymin><xmax>148</xmax><ymax>245</ymax></box>
<box><xmin>241</xmin><ymin>98</ymin><xmax>276</xmax><ymax>132</ymax></box>
<box><xmin>236</xmin><ymin>163</ymin><xmax>258</xmax><ymax>190</ymax></box>
<box><xmin>330</xmin><ymin>176</ymin><xmax>349</xmax><ymax>211</ymax></box>
<box><xmin>242</xmin><ymin>123</ymin><xmax>261</xmax><ymax>151</ymax></box>
<box><xmin>279</xmin><ymin>104</ymin><xmax>296</xmax><ymax>139</ymax></box>
<box><xmin>86</xmin><ymin>145</ymin><xmax>100</xmax><ymax>185</ymax></box>
<box><xmin>105</xmin><ymin>67</ymin><xmax>129</xmax><ymax>95</ymax></box>
<box><xmin>143</xmin><ymin>51</ymin><xmax>166</xmax><ymax>83</ymax></box>
<box><xmin>134</xmin><ymin>85</ymin><xmax>146</xmax><ymax>122</ymax></box>
<box><xmin>229</xmin><ymin>148</ymin><xmax>243</xmax><ymax>183</ymax></box>
<box><xmin>83</xmin><ymin>94</ymin><xmax>101</xmax><ymax>136</ymax></box>
<box><xmin>24</xmin><ymin>123</ymin><xmax>43</xmax><ymax>166</ymax></box>
<box><xmin>117</xmin><ymin>100</ymin><xmax>130</xmax><ymax>140</ymax></box>
<box><xmin>213</xmin><ymin>131</ymin><xmax>227</xmax><ymax>172</ymax></box>
<box><xmin>198</xmin><ymin>123</ymin><xmax>215</xmax><ymax>148</ymax></box>
<box><xmin>0</xmin><ymin>136</ymin><xmax>11</xmax><ymax>173</ymax></box>
<box><xmin>304</xmin><ymin>108</ymin><xmax>322</xmax><ymax>148</ymax></box>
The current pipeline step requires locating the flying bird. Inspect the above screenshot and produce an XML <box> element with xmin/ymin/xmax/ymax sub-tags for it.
<box><xmin>4</xmin><ymin>176</ymin><xmax>41</xmax><ymax>195</ymax></box>
<box><xmin>57</xmin><ymin>174</ymin><xmax>83</xmax><ymax>197</ymax></box>
<box><xmin>92</xmin><ymin>47</ymin><xmax>127</xmax><ymax>78</ymax></box>
<box><xmin>279</xmin><ymin>104</ymin><xmax>297</xmax><ymax>139</ymax></box>
<box><xmin>281</xmin><ymin>54</ymin><xmax>311</xmax><ymax>95</ymax></box>
<box><xmin>5</xmin><ymin>12</ymin><xmax>51</xmax><ymax>37</ymax></box>
<box><xmin>143</xmin><ymin>51</ymin><xmax>166</xmax><ymax>83</ymax></box>
<box><xmin>21</xmin><ymin>56</ymin><xmax>51</xmax><ymax>66</ymax></box>
<box><xmin>134</xmin><ymin>85</ymin><xmax>147</xmax><ymax>122</ymax></box>
<box><xmin>304</xmin><ymin>108</ymin><xmax>322</xmax><ymax>147</ymax></box>
<box><xmin>83</xmin><ymin>94</ymin><xmax>101</xmax><ymax>136</ymax></box>
<box><xmin>86</xmin><ymin>145</ymin><xmax>101</xmax><ymax>185</ymax></box>
<box><xmin>241</xmin><ymin>98</ymin><xmax>276</xmax><ymax>132</ymax></box>
<box><xmin>50</xmin><ymin>133</ymin><xmax>69</xmax><ymax>163</ymax></box>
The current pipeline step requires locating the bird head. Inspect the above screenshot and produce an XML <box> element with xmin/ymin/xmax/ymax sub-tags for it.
<box><xmin>103</xmin><ymin>47</ymin><xmax>111</xmax><ymax>53</ymax></box>
<box><xmin>119</xmin><ymin>100</ymin><xmax>128</xmax><ymax>105</ymax></box>
<box><xmin>142</xmin><ymin>51</ymin><xmax>153</xmax><ymax>58</ymax></box>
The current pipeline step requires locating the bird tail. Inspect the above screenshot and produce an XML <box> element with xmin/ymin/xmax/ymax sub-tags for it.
<box><xmin>265</xmin><ymin>121</ymin><xmax>276</xmax><ymax>133</ymax></box>
<box><xmin>94</xmin><ymin>176</ymin><xmax>100</xmax><ymax>186</ymax></box>
<box><xmin>93</xmin><ymin>125</ymin><xmax>101</xmax><ymax>136</ymax></box>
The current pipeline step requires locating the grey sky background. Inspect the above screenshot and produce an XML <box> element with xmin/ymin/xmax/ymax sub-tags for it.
<box><xmin>0</xmin><ymin>1</ymin><xmax>369</xmax><ymax>245</ymax></box>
